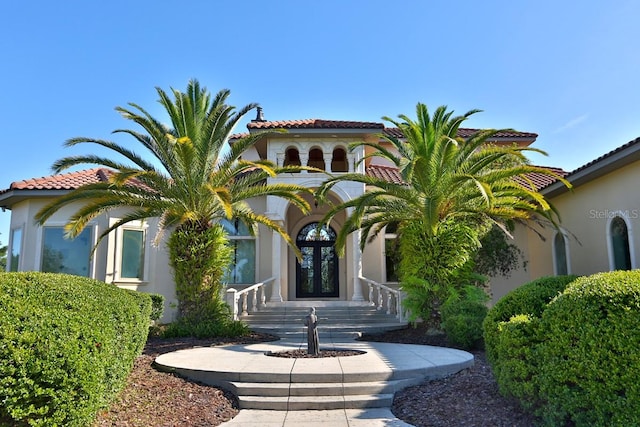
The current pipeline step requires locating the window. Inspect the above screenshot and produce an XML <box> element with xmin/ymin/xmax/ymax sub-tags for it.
<box><xmin>553</xmin><ymin>232</ymin><xmax>570</xmax><ymax>275</ymax></box>
<box><xmin>610</xmin><ymin>216</ymin><xmax>632</xmax><ymax>270</ymax></box>
<box><xmin>9</xmin><ymin>228</ymin><xmax>22</xmax><ymax>272</ymax></box>
<box><xmin>384</xmin><ymin>223</ymin><xmax>400</xmax><ymax>282</ymax></box>
<box><xmin>222</xmin><ymin>219</ymin><xmax>256</xmax><ymax>284</ymax></box>
<box><xmin>121</xmin><ymin>229</ymin><xmax>145</xmax><ymax>279</ymax></box>
<box><xmin>331</xmin><ymin>147</ymin><xmax>348</xmax><ymax>172</ymax></box>
<box><xmin>41</xmin><ymin>227</ymin><xmax>92</xmax><ymax>277</ymax></box>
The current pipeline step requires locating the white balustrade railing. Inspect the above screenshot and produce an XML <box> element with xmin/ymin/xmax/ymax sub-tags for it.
<box><xmin>358</xmin><ymin>276</ymin><xmax>405</xmax><ymax>323</ymax></box>
<box><xmin>225</xmin><ymin>277</ymin><xmax>275</xmax><ymax>321</ymax></box>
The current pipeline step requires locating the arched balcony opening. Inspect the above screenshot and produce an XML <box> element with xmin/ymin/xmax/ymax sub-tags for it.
<box><xmin>283</xmin><ymin>147</ymin><xmax>301</xmax><ymax>172</ymax></box>
<box><xmin>331</xmin><ymin>147</ymin><xmax>348</xmax><ymax>172</ymax></box>
<box><xmin>307</xmin><ymin>148</ymin><xmax>325</xmax><ymax>172</ymax></box>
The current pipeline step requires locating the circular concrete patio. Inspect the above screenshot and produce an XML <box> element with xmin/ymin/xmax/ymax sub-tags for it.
<box><xmin>155</xmin><ymin>338</ymin><xmax>474</xmax><ymax>426</ymax></box>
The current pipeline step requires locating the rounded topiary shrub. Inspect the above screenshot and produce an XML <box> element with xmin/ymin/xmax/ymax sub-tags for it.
<box><xmin>534</xmin><ymin>271</ymin><xmax>640</xmax><ymax>426</ymax></box>
<box><xmin>483</xmin><ymin>275</ymin><xmax>577</xmax><ymax>406</ymax></box>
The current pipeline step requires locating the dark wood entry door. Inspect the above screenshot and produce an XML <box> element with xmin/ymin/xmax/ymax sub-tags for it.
<box><xmin>296</xmin><ymin>223</ymin><xmax>339</xmax><ymax>298</ymax></box>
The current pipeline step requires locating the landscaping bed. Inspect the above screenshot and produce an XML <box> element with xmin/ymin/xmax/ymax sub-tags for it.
<box><xmin>94</xmin><ymin>326</ymin><xmax>538</xmax><ymax>426</ymax></box>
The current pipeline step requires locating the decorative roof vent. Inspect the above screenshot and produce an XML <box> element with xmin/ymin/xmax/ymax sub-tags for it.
<box><xmin>252</xmin><ymin>106</ymin><xmax>266</xmax><ymax>122</ymax></box>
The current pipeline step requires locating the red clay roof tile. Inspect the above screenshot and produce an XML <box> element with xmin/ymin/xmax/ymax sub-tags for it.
<box><xmin>241</xmin><ymin>119</ymin><xmax>536</xmax><ymax>140</ymax></box>
<box><xmin>247</xmin><ymin>119</ymin><xmax>384</xmax><ymax>130</ymax></box>
<box><xmin>383</xmin><ymin>127</ymin><xmax>537</xmax><ymax>139</ymax></box>
<box><xmin>512</xmin><ymin>166</ymin><xmax>568</xmax><ymax>191</ymax></box>
<box><xmin>8</xmin><ymin>168</ymin><xmax>113</xmax><ymax>191</ymax></box>
<box><xmin>367</xmin><ymin>164</ymin><xmax>567</xmax><ymax>191</ymax></box>
<box><xmin>366</xmin><ymin>165</ymin><xmax>404</xmax><ymax>184</ymax></box>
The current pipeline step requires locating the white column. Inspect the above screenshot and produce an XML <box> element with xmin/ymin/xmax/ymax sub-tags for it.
<box><xmin>270</xmin><ymin>225</ymin><xmax>284</xmax><ymax>302</ymax></box>
<box><xmin>323</xmin><ymin>151</ymin><xmax>332</xmax><ymax>172</ymax></box>
<box><xmin>351</xmin><ymin>229</ymin><xmax>364</xmax><ymax>301</ymax></box>
<box><xmin>300</xmin><ymin>153</ymin><xmax>309</xmax><ymax>173</ymax></box>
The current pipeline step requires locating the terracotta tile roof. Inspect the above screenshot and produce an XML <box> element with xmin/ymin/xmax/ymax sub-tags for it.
<box><xmin>2</xmin><ymin>167</ymin><xmax>155</xmax><ymax>196</ymax></box>
<box><xmin>366</xmin><ymin>164</ymin><xmax>568</xmax><ymax>191</ymax></box>
<box><xmin>247</xmin><ymin>119</ymin><xmax>385</xmax><ymax>130</ymax></box>
<box><xmin>229</xmin><ymin>132</ymin><xmax>249</xmax><ymax>140</ymax></box>
<box><xmin>6</xmin><ymin>168</ymin><xmax>113</xmax><ymax>192</ymax></box>
<box><xmin>513</xmin><ymin>166</ymin><xmax>569</xmax><ymax>191</ymax></box>
<box><xmin>383</xmin><ymin>127</ymin><xmax>538</xmax><ymax>139</ymax></box>
<box><xmin>366</xmin><ymin>165</ymin><xmax>404</xmax><ymax>184</ymax></box>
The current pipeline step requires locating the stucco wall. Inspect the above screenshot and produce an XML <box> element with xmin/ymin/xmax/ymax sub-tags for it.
<box><xmin>493</xmin><ymin>159</ymin><xmax>640</xmax><ymax>303</ymax></box>
<box><xmin>7</xmin><ymin>198</ymin><xmax>178</xmax><ymax>322</ymax></box>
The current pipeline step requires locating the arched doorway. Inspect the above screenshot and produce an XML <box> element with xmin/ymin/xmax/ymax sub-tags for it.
<box><xmin>296</xmin><ymin>222</ymin><xmax>339</xmax><ymax>298</ymax></box>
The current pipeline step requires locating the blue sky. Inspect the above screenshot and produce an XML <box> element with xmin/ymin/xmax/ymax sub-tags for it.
<box><xmin>1</xmin><ymin>1</ymin><xmax>639</xmax><ymax>246</ymax></box>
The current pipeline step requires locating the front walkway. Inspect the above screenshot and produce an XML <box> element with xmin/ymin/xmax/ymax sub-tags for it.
<box><xmin>155</xmin><ymin>337</ymin><xmax>473</xmax><ymax>426</ymax></box>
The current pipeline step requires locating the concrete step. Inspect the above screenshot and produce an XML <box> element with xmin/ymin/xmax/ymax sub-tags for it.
<box><xmin>230</xmin><ymin>379</ymin><xmax>410</xmax><ymax>397</ymax></box>
<box><xmin>248</xmin><ymin>326</ymin><xmax>405</xmax><ymax>340</ymax></box>
<box><xmin>237</xmin><ymin>393</ymin><xmax>395</xmax><ymax>410</ymax></box>
<box><xmin>240</xmin><ymin>303</ymin><xmax>407</xmax><ymax>339</ymax></box>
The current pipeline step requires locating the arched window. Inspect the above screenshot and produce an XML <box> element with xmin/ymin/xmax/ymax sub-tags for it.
<box><xmin>331</xmin><ymin>147</ymin><xmax>348</xmax><ymax>172</ymax></box>
<box><xmin>610</xmin><ymin>216</ymin><xmax>632</xmax><ymax>270</ymax></box>
<box><xmin>553</xmin><ymin>232</ymin><xmax>569</xmax><ymax>275</ymax></box>
<box><xmin>307</xmin><ymin>148</ymin><xmax>325</xmax><ymax>172</ymax></box>
<box><xmin>283</xmin><ymin>147</ymin><xmax>301</xmax><ymax>170</ymax></box>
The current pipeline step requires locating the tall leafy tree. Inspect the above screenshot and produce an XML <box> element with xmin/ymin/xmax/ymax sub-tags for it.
<box><xmin>318</xmin><ymin>103</ymin><xmax>569</xmax><ymax>325</ymax></box>
<box><xmin>35</xmin><ymin>80</ymin><xmax>312</xmax><ymax>323</ymax></box>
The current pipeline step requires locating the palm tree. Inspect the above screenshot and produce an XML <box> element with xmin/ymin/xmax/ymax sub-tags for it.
<box><xmin>317</xmin><ymin>103</ymin><xmax>569</xmax><ymax>324</ymax></box>
<box><xmin>35</xmin><ymin>79</ymin><xmax>312</xmax><ymax>322</ymax></box>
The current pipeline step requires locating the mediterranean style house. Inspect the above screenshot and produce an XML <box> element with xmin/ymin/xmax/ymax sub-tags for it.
<box><xmin>2</xmin><ymin>110</ymin><xmax>636</xmax><ymax>320</ymax></box>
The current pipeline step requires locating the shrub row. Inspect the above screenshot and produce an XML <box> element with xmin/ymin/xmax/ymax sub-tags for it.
<box><xmin>0</xmin><ymin>272</ymin><xmax>152</xmax><ymax>427</ymax></box>
<box><xmin>484</xmin><ymin>272</ymin><xmax>640</xmax><ymax>426</ymax></box>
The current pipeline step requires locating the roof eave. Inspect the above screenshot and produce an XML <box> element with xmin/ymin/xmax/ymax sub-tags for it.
<box><xmin>0</xmin><ymin>189</ymin><xmax>71</xmax><ymax>210</ymax></box>
<box><xmin>542</xmin><ymin>141</ymin><xmax>640</xmax><ymax>198</ymax></box>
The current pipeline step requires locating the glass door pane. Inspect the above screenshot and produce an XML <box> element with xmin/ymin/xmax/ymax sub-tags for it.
<box><xmin>299</xmin><ymin>246</ymin><xmax>315</xmax><ymax>295</ymax></box>
<box><xmin>321</xmin><ymin>246</ymin><xmax>335</xmax><ymax>294</ymax></box>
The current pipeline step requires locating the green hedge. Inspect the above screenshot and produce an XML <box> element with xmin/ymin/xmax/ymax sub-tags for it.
<box><xmin>0</xmin><ymin>272</ymin><xmax>152</xmax><ymax>426</ymax></box>
<box><xmin>483</xmin><ymin>275</ymin><xmax>577</xmax><ymax>406</ymax></box>
<box><xmin>535</xmin><ymin>271</ymin><xmax>640</xmax><ymax>426</ymax></box>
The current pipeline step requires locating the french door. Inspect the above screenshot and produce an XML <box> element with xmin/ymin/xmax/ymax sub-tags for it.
<box><xmin>295</xmin><ymin>223</ymin><xmax>339</xmax><ymax>298</ymax></box>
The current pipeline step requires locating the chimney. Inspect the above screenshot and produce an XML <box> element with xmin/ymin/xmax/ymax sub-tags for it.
<box><xmin>252</xmin><ymin>106</ymin><xmax>266</xmax><ymax>122</ymax></box>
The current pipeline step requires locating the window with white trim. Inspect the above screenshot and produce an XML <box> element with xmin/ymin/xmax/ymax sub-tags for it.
<box><xmin>41</xmin><ymin>226</ymin><xmax>92</xmax><ymax>277</ymax></box>
<box><xmin>222</xmin><ymin>219</ymin><xmax>256</xmax><ymax>284</ymax></box>
<box><xmin>9</xmin><ymin>227</ymin><xmax>22</xmax><ymax>272</ymax></box>
<box><xmin>553</xmin><ymin>232</ymin><xmax>570</xmax><ymax>275</ymax></box>
<box><xmin>111</xmin><ymin>219</ymin><xmax>149</xmax><ymax>282</ymax></box>
<box><xmin>120</xmin><ymin>229</ymin><xmax>145</xmax><ymax>279</ymax></box>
